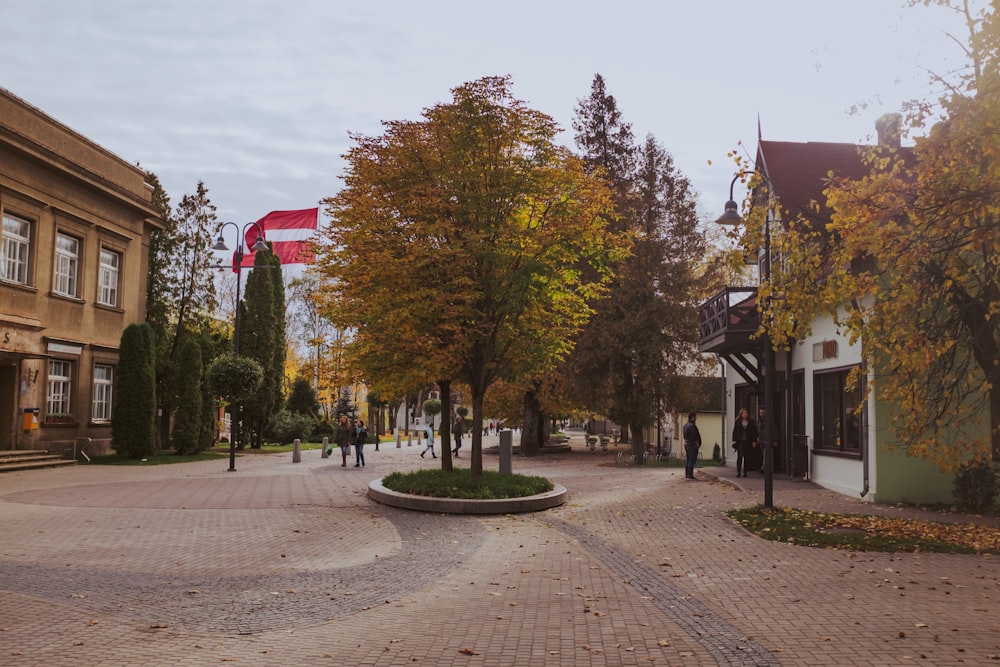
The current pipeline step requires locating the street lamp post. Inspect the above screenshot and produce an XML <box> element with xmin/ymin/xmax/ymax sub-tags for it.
<box><xmin>212</xmin><ymin>221</ymin><xmax>267</xmax><ymax>472</ymax></box>
<box><xmin>717</xmin><ymin>173</ymin><xmax>775</xmax><ymax>508</ymax></box>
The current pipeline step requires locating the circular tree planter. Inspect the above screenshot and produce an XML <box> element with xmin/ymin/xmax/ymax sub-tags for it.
<box><xmin>368</xmin><ymin>478</ymin><xmax>567</xmax><ymax>514</ymax></box>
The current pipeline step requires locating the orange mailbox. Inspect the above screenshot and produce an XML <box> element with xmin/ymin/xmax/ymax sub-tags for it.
<box><xmin>22</xmin><ymin>408</ymin><xmax>39</xmax><ymax>431</ymax></box>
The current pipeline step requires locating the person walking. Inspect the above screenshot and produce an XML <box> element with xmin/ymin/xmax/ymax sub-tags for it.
<box><xmin>731</xmin><ymin>408</ymin><xmax>758</xmax><ymax>478</ymax></box>
<box><xmin>420</xmin><ymin>420</ymin><xmax>437</xmax><ymax>458</ymax></box>
<box><xmin>353</xmin><ymin>419</ymin><xmax>368</xmax><ymax>467</ymax></box>
<box><xmin>335</xmin><ymin>415</ymin><xmax>352</xmax><ymax>467</ymax></box>
<box><xmin>452</xmin><ymin>412</ymin><xmax>464</xmax><ymax>457</ymax></box>
<box><xmin>758</xmin><ymin>407</ymin><xmax>782</xmax><ymax>473</ymax></box>
<box><xmin>682</xmin><ymin>412</ymin><xmax>702</xmax><ymax>480</ymax></box>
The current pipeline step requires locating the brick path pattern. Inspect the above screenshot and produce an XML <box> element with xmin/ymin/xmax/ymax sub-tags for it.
<box><xmin>1</xmin><ymin>432</ymin><xmax>998</xmax><ymax>666</ymax></box>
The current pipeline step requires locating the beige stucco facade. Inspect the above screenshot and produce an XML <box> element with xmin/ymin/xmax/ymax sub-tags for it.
<box><xmin>0</xmin><ymin>87</ymin><xmax>164</xmax><ymax>456</ymax></box>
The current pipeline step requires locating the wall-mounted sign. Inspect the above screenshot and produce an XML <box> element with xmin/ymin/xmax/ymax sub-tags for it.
<box><xmin>47</xmin><ymin>342</ymin><xmax>83</xmax><ymax>355</ymax></box>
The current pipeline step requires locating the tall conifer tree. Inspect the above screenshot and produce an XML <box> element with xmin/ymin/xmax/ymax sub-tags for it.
<box><xmin>241</xmin><ymin>247</ymin><xmax>279</xmax><ymax>448</ymax></box>
<box><xmin>565</xmin><ymin>74</ymin><xmax>710</xmax><ymax>459</ymax></box>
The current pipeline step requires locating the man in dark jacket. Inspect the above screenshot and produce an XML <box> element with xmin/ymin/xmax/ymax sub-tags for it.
<box><xmin>452</xmin><ymin>412</ymin><xmax>464</xmax><ymax>457</ymax></box>
<box><xmin>682</xmin><ymin>412</ymin><xmax>702</xmax><ymax>480</ymax></box>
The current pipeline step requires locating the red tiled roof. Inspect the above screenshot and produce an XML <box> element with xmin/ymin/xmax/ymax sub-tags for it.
<box><xmin>755</xmin><ymin>140</ymin><xmax>872</xmax><ymax>225</ymax></box>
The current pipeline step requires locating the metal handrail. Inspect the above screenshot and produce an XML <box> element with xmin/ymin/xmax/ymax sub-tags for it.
<box><xmin>74</xmin><ymin>437</ymin><xmax>91</xmax><ymax>463</ymax></box>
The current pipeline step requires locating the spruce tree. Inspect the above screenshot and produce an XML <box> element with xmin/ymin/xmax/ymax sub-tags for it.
<box><xmin>564</xmin><ymin>75</ymin><xmax>710</xmax><ymax>460</ymax></box>
<box><xmin>287</xmin><ymin>378</ymin><xmax>319</xmax><ymax>416</ymax></box>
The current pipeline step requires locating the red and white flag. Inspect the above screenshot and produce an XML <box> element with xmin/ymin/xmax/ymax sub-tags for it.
<box><xmin>237</xmin><ymin>208</ymin><xmax>319</xmax><ymax>268</ymax></box>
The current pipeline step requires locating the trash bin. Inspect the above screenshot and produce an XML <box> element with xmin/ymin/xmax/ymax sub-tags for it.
<box><xmin>22</xmin><ymin>408</ymin><xmax>39</xmax><ymax>431</ymax></box>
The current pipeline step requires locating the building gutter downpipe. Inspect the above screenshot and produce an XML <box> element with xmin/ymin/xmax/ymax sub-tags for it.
<box><xmin>852</xmin><ymin>297</ymin><xmax>870</xmax><ymax>499</ymax></box>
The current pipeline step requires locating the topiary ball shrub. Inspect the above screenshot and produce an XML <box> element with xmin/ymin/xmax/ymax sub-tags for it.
<box><xmin>270</xmin><ymin>409</ymin><xmax>316</xmax><ymax>443</ymax></box>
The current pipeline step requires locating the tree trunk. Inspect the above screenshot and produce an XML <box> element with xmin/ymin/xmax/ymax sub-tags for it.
<box><xmin>630</xmin><ymin>420</ymin><xmax>644</xmax><ymax>464</ymax></box>
<box><xmin>439</xmin><ymin>380</ymin><xmax>453</xmax><ymax>471</ymax></box>
<box><xmin>520</xmin><ymin>388</ymin><xmax>541</xmax><ymax>456</ymax></box>
<box><xmin>991</xmin><ymin>385</ymin><xmax>1000</xmax><ymax>461</ymax></box>
<box><xmin>471</xmin><ymin>391</ymin><xmax>484</xmax><ymax>477</ymax></box>
<box><xmin>156</xmin><ymin>403</ymin><xmax>170</xmax><ymax>452</ymax></box>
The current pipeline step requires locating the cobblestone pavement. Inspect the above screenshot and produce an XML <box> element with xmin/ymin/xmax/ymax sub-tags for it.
<box><xmin>1</xmin><ymin>434</ymin><xmax>998</xmax><ymax>666</ymax></box>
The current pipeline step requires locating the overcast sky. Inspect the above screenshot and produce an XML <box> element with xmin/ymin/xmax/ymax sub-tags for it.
<box><xmin>1</xmin><ymin>0</ymin><xmax>971</xmax><ymax>227</ymax></box>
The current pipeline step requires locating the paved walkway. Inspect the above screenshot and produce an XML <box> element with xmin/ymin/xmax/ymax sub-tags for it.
<box><xmin>1</xmin><ymin>433</ymin><xmax>998</xmax><ymax>666</ymax></box>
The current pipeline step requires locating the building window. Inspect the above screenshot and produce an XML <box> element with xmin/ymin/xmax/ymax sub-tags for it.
<box><xmin>92</xmin><ymin>364</ymin><xmax>114</xmax><ymax>422</ymax></box>
<box><xmin>47</xmin><ymin>360</ymin><xmax>73</xmax><ymax>419</ymax></box>
<box><xmin>814</xmin><ymin>367</ymin><xmax>863</xmax><ymax>453</ymax></box>
<box><xmin>1</xmin><ymin>214</ymin><xmax>31</xmax><ymax>285</ymax></box>
<box><xmin>98</xmin><ymin>248</ymin><xmax>121</xmax><ymax>307</ymax></box>
<box><xmin>54</xmin><ymin>232</ymin><xmax>80</xmax><ymax>297</ymax></box>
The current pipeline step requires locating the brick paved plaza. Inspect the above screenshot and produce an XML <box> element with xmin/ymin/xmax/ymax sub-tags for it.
<box><xmin>1</xmin><ymin>433</ymin><xmax>998</xmax><ymax>666</ymax></box>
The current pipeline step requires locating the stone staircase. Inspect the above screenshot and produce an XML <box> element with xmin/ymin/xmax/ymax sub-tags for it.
<box><xmin>0</xmin><ymin>450</ymin><xmax>76</xmax><ymax>473</ymax></box>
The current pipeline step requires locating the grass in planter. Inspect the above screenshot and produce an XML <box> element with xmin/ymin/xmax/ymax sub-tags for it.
<box><xmin>728</xmin><ymin>506</ymin><xmax>1000</xmax><ymax>554</ymax></box>
<box><xmin>382</xmin><ymin>468</ymin><xmax>553</xmax><ymax>500</ymax></box>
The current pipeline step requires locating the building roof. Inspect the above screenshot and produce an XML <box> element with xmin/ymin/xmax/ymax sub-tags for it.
<box><xmin>755</xmin><ymin>140</ymin><xmax>872</xmax><ymax>226</ymax></box>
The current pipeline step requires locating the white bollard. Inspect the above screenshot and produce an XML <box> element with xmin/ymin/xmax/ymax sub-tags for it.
<box><xmin>396</xmin><ymin>431</ymin><xmax>402</xmax><ymax>448</ymax></box>
<box><xmin>321</xmin><ymin>436</ymin><xmax>330</xmax><ymax>458</ymax></box>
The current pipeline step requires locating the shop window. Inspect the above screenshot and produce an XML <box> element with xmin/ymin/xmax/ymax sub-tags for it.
<box><xmin>814</xmin><ymin>367</ymin><xmax>863</xmax><ymax>454</ymax></box>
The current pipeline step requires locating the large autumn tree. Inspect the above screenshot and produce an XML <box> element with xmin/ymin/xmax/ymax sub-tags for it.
<box><xmin>563</xmin><ymin>74</ymin><xmax>712</xmax><ymax>460</ymax></box>
<box><xmin>315</xmin><ymin>76</ymin><xmax>625</xmax><ymax>476</ymax></box>
<box><xmin>758</xmin><ymin>0</ymin><xmax>1000</xmax><ymax>468</ymax></box>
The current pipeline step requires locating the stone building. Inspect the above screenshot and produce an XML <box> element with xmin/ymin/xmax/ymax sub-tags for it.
<box><xmin>0</xmin><ymin>87</ymin><xmax>164</xmax><ymax>456</ymax></box>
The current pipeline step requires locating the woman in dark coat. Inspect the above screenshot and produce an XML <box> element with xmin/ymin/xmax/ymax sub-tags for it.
<box><xmin>335</xmin><ymin>415</ymin><xmax>352</xmax><ymax>467</ymax></box>
<box><xmin>731</xmin><ymin>408</ymin><xmax>758</xmax><ymax>478</ymax></box>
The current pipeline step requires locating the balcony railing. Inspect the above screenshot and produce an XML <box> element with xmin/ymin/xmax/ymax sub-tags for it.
<box><xmin>698</xmin><ymin>287</ymin><xmax>759</xmax><ymax>354</ymax></box>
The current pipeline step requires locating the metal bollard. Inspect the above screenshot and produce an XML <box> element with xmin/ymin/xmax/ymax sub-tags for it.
<box><xmin>292</xmin><ymin>438</ymin><xmax>302</xmax><ymax>463</ymax></box>
<box><xmin>396</xmin><ymin>431</ymin><xmax>402</xmax><ymax>448</ymax></box>
<box><xmin>321</xmin><ymin>436</ymin><xmax>330</xmax><ymax>458</ymax></box>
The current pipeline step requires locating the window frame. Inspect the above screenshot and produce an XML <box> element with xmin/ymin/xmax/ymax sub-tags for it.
<box><xmin>46</xmin><ymin>359</ymin><xmax>73</xmax><ymax>420</ymax></box>
<box><xmin>1</xmin><ymin>213</ymin><xmax>31</xmax><ymax>285</ymax></box>
<box><xmin>92</xmin><ymin>363</ymin><xmax>114</xmax><ymax>423</ymax></box>
<box><xmin>812</xmin><ymin>365</ymin><xmax>864</xmax><ymax>458</ymax></box>
<box><xmin>97</xmin><ymin>247</ymin><xmax>121</xmax><ymax>307</ymax></box>
<box><xmin>53</xmin><ymin>231</ymin><xmax>81</xmax><ymax>298</ymax></box>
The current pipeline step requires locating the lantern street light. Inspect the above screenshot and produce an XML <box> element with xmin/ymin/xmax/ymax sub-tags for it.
<box><xmin>716</xmin><ymin>172</ymin><xmax>775</xmax><ymax>508</ymax></box>
<box><xmin>212</xmin><ymin>221</ymin><xmax>267</xmax><ymax>471</ymax></box>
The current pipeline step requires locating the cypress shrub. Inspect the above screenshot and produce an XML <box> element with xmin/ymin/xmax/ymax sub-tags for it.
<box><xmin>112</xmin><ymin>322</ymin><xmax>157</xmax><ymax>459</ymax></box>
<box><xmin>171</xmin><ymin>336</ymin><xmax>203</xmax><ymax>454</ymax></box>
